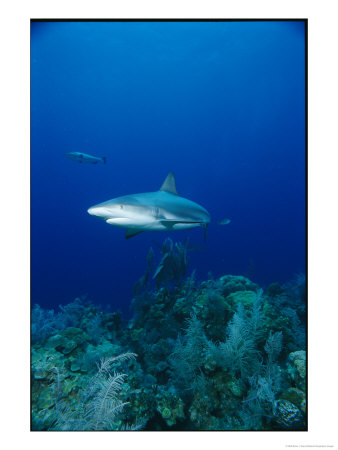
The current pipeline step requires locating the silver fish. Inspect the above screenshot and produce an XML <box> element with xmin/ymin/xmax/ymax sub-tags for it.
<box><xmin>217</xmin><ymin>218</ymin><xmax>231</xmax><ymax>226</ymax></box>
<box><xmin>65</xmin><ymin>152</ymin><xmax>106</xmax><ymax>164</ymax></box>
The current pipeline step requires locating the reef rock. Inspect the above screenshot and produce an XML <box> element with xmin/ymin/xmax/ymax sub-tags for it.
<box><xmin>274</xmin><ymin>399</ymin><xmax>303</xmax><ymax>429</ymax></box>
<box><xmin>45</xmin><ymin>327</ymin><xmax>89</xmax><ymax>355</ymax></box>
<box><xmin>281</xmin><ymin>387</ymin><xmax>306</xmax><ymax>414</ymax></box>
<box><xmin>287</xmin><ymin>350</ymin><xmax>306</xmax><ymax>391</ymax></box>
<box><xmin>37</xmin><ymin>387</ymin><xmax>55</xmax><ymax>410</ymax></box>
<box><xmin>226</xmin><ymin>290</ymin><xmax>257</xmax><ymax>309</ymax></box>
<box><xmin>31</xmin><ymin>347</ymin><xmax>65</xmax><ymax>380</ymax></box>
<box><xmin>156</xmin><ymin>391</ymin><xmax>185</xmax><ymax>427</ymax></box>
<box><xmin>218</xmin><ymin>275</ymin><xmax>258</xmax><ymax>297</ymax></box>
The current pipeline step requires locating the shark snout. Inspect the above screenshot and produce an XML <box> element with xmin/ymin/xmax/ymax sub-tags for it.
<box><xmin>87</xmin><ymin>206</ymin><xmax>104</xmax><ymax>218</ymax></box>
<box><xmin>88</xmin><ymin>204</ymin><xmax>119</xmax><ymax>220</ymax></box>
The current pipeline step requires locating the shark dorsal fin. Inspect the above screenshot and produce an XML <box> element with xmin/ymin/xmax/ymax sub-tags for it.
<box><xmin>160</xmin><ymin>172</ymin><xmax>179</xmax><ymax>196</ymax></box>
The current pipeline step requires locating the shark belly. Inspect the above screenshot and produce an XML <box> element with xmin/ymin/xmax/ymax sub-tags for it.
<box><xmin>106</xmin><ymin>217</ymin><xmax>159</xmax><ymax>229</ymax></box>
<box><xmin>106</xmin><ymin>218</ymin><xmax>201</xmax><ymax>231</ymax></box>
<box><xmin>148</xmin><ymin>221</ymin><xmax>201</xmax><ymax>231</ymax></box>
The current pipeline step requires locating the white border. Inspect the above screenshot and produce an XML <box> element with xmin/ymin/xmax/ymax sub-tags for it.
<box><xmin>1</xmin><ymin>0</ymin><xmax>337</xmax><ymax>449</ymax></box>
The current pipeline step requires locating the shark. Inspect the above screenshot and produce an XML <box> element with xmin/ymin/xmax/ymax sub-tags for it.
<box><xmin>87</xmin><ymin>172</ymin><xmax>211</xmax><ymax>239</ymax></box>
<box><xmin>65</xmin><ymin>152</ymin><xmax>106</xmax><ymax>164</ymax></box>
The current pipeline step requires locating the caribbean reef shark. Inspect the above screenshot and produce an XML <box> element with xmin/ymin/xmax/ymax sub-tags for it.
<box><xmin>65</xmin><ymin>152</ymin><xmax>106</xmax><ymax>164</ymax></box>
<box><xmin>87</xmin><ymin>172</ymin><xmax>210</xmax><ymax>239</ymax></box>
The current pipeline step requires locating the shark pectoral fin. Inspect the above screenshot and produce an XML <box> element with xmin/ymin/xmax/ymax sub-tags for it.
<box><xmin>125</xmin><ymin>229</ymin><xmax>145</xmax><ymax>239</ymax></box>
<box><xmin>159</xmin><ymin>219</ymin><xmax>186</xmax><ymax>229</ymax></box>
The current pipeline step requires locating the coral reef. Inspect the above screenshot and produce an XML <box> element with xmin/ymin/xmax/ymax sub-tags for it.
<box><xmin>51</xmin><ymin>353</ymin><xmax>142</xmax><ymax>430</ymax></box>
<box><xmin>31</xmin><ymin>239</ymin><xmax>306</xmax><ymax>431</ymax></box>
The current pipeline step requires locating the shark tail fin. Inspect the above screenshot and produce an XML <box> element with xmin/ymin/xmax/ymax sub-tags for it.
<box><xmin>102</xmin><ymin>157</ymin><xmax>107</xmax><ymax>164</ymax></box>
<box><xmin>160</xmin><ymin>172</ymin><xmax>179</xmax><ymax>196</ymax></box>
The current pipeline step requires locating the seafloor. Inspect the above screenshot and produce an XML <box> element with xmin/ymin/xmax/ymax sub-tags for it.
<box><xmin>31</xmin><ymin>238</ymin><xmax>306</xmax><ymax>431</ymax></box>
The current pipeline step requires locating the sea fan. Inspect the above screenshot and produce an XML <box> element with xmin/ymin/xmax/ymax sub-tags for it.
<box><xmin>51</xmin><ymin>352</ymin><xmax>138</xmax><ymax>431</ymax></box>
<box><xmin>219</xmin><ymin>303</ymin><xmax>261</xmax><ymax>378</ymax></box>
<box><xmin>264</xmin><ymin>331</ymin><xmax>283</xmax><ymax>365</ymax></box>
<box><xmin>84</xmin><ymin>372</ymin><xmax>129</xmax><ymax>430</ymax></box>
<box><xmin>169</xmin><ymin>314</ymin><xmax>207</xmax><ymax>389</ymax></box>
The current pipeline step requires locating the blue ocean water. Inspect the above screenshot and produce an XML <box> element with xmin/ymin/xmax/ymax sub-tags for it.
<box><xmin>31</xmin><ymin>21</ymin><xmax>305</xmax><ymax>318</ymax></box>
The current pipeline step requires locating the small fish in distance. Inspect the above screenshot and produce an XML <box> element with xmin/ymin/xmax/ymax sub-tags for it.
<box><xmin>65</xmin><ymin>152</ymin><xmax>107</xmax><ymax>164</ymax></box>
<box><xmin>217</xmin><ymin>218</ymin><xmax>231</xmax><ymax>225</ymax></box>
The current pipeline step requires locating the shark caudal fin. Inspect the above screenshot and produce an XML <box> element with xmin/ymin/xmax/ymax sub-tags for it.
<box><xmin>160</xmin><ymin>172</ymin><xmax>179</xmax><ymax>196</ymax></box>
<box><xmin>102</xmin><ymin>157</ymin><xmax>107</xmax><ymax>164</ymax></box>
